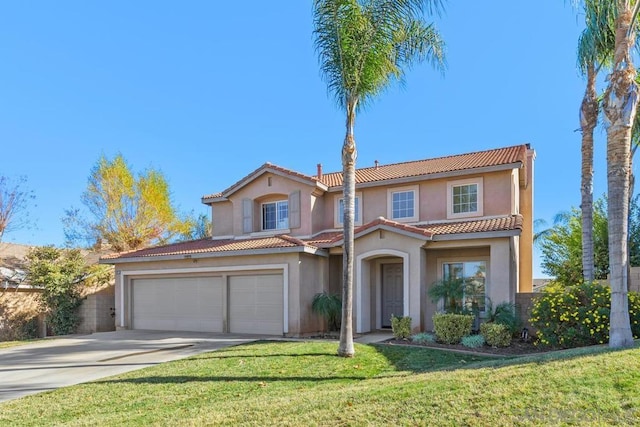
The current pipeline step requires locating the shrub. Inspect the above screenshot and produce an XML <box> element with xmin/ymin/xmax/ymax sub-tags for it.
<box><xmin>486</xmin><ymin>301</ymin><xmax>522</xmax><ymax>336</ymax></box>
<box><xmin>461</xmin><ymin>334</ymin><xmax>485</xmax><ymax>348</ymax></box>
<box><xmin>0</xmin><ymin>309</ymin><xmax>39</xmax><ymax>341</ymax></box>
<box><xmin>411</xmin><ymin>332</ymin><xmax>436</xmax><ymax>344</ymax></box>
<box><xmin>390</xmin><ymin>315</ymin><xmax>412</xmax><ymax>340</ymax></box>
<box><xmin>432</xmin><ymin>313</ymin><xmax>474</xmax><ymax>344</ymax></box>
<box><xmin>26</xmin><ymin>246</ymin><xmax>86</xmax><ymax>335</ymax></box>
<box><xmin>311</xmin><ymin>292</ymin><xmax>342</xmax><ymax>332</ymax></box>
<box><xmin>480</xmin><ymin>322</ymin><xmax>511</xmax><ymax>347</ymax></box>
<box><xmin>530</xmin><ymin>281</ymin><xmax>640</xmax><ymax>348</ymax></box>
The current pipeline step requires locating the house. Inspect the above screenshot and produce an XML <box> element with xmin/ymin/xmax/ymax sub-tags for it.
<box><xmin>101</xmin><ymin>144</ymin><xmax>535</xmax><ymax>336</ymax></box>
<box><xmin>0</xmin><ymin>243</ymin><xmax>116</xmax><ymax>337</ymax></box>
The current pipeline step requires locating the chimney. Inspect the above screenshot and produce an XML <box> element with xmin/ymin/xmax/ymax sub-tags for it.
<box><xmin>317</xmin><ymin>163</ymin><xmax>323</xmax><ymax>179</ymax></box>
<box><xmin>374</xmin><ymin>160</ymin><xmax>379</xmax><ymax>170</ymax></box>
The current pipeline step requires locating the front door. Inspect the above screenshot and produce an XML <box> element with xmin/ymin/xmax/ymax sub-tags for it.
<box><xmin>381</xmin><ymin>263</ymin><xmax>403</xmax><ymax>328</ymax></box>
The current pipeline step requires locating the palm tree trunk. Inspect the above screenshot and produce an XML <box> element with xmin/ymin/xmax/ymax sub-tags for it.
<box><xmin>338</xmin><ymin>98</ymin><xmax>357</xmax><ymax>358</ymax></box>
<box><xmin>603</xmin><ymin>2</ymin><xmax>636</xmax><ymax>349</ymax></box>
<box><xmin>581</xmin><ymin>64</ymin><xmax>598</xmax><ymax>282</ymax></box>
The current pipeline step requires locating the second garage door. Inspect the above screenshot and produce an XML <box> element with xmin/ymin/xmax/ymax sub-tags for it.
<box><xmin>132</xmin><ymin>277</ymin><xmax>223</xmax><ymax>332</ymax></box>
<box><xmin>229</xmin><ymin>274</ymin><xmax>283</xmax><ymax>335</ymax></box>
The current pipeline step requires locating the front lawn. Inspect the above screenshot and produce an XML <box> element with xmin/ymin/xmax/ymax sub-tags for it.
<box><xmin>1</xmin><ymin>341</ymin><xmax>639</xmax><ymax>425</ymax></box>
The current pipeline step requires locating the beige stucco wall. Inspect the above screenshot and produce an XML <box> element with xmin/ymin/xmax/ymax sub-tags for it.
<box><xmin>518</xmin><ymin>150</ymin><xmax>535</xmax><ymax>292</ymax></box>
<box><xmin>352</xmin><ymin>230</ymin><xmax>425</xmax><ymax>334</ymax></box>
<box><xmin>208</xmin><ymin>164</ymin><xmax>524</xmax><ymax>242</ymax></box>
<box><xmin>321</xmin><ymin>169</ymin><xmax>516</xmax><ymax>228</ymax></box>
<box><xmin>113</xmin><ymin>251</ymin><xmax>328</xmax><ymax>336</ymax></box>
<box><xmin>213</xmin><ymin>172</ymin><xmax>318</xmax><ymax>237</ymax></box>
<box><xmin>211</xmin><ymin>201</ymin><xmax>233</xmax><ymax>237</ymax></box>
<box><xmin>298</xmin><ymin>253</ymin><xmax>328</xmax><ymax>334</ymax></box>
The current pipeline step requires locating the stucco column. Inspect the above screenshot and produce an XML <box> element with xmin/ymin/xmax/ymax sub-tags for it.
<box><xmin>489</xmin><ymin>239</ymin><xmax>513</xmax><ymax>306</ymax></box>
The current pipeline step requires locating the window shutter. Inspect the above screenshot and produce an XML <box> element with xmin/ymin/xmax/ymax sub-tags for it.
<box><xmin>242</xmin><ymin>198</ymin><xmax>253</xmax><ymax>233</ymax></box>
<box><xmin>289</xmin><ymin>190</ymin><xmax>301</xmax><ymax>229</ymax></box>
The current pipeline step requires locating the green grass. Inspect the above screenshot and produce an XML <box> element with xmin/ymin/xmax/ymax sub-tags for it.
<box><xmin>1</xmin><ymin>340</ymin><xmax>640</xmax><ymax>425</ymax></box>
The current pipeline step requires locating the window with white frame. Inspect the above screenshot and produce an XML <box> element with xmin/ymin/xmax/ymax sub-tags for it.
<box><xmin>447</xmin><ymin>178</ymin><xmax>483</xmax><ymax>218</ymax></box>
<box><xmin>442</xmin><ymin>260</ymin><xmax>487</xmax><ymax>312</ymax></box>
<box><xmin>262</xmin><ymin>200</ymin><xmax>288</xmax><ymax>230</ymax></box>
<box><xmin>387</xmin><ymin>186</ymin><xmax>419</xmax><ymax>222</ymax></box>
<box><xmin>336</xmin><ymin>194</ymin><xmax>362</xmax><ymax>226</ymax></box>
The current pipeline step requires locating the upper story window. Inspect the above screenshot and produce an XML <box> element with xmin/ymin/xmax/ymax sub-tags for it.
<box><xmin>453</xmin><ymin>184</ymin><xmax>477</xmax><ymax>214</ymax></box>
<box><xmin>262</xmin><ymin>200</ymin><xmax>288</xmax><ymax>230</ymax></box>
<box><xmin>387</xmin><ymin>185</ymin><xmax>419</xmax><ymax>222</ymax></box>
<box><xmin>447</xmin><ymin>178</ymin><xmax>483</xmax><ymax>219</ymax></box>
<box><xmin>336</xmin><ymin>193</ymin><xmax>362</xmax><ymax>226</ymax></box>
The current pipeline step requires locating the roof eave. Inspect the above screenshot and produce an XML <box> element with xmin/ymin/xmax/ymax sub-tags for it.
<box><xmin>101</xmin><ymin>245</ymin><xmax>328</xmax><ymax>264</ymax></box>
<box><xmin>430</xmin><ymin>229</ymin><xmax>521</xmax><ymax>241</ymax></box>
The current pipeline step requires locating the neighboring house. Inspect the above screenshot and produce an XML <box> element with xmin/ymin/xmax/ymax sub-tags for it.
<box><xmin>0</xmin><ymin>243</ymin><xmax>32</xmax><ymax>290</ymax></box>
<box><xmin>0</xmin><ymin>243</ymin><xmax>115</xmax><ymax>336</ymax></box>
<box><xmin>102</xmin><ymin>144</ymin><xmax>535</xmax><ymax>336</ymax></box>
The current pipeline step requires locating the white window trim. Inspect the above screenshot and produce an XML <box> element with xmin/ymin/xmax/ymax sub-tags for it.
<box><xmin>334</xmin><ymin>192</ymin><xmax>363</xmax><ymax>228</ymax></box>
<box><xmin>387</xmin><ymin>185</ymin><xmax>419</xmax><ymax>223</ymax></box>
<box><xmin>436</xmin><ymin>257</ymin><xmax>489</xmax><ymax>315</ymax></box>
<box><xmin>447</xmin><ymin>177</ymin><xmax>483</xmax><ymax>219</ymax></box>
<box><xmin>261</xmin><ymin>200</ymin><xmax>289</xmax><ymax>231</ymax></box>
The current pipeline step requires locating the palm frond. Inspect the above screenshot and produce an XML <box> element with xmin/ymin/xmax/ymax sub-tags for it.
<box><xmin>313</xmin><ymin>0</ymin><xmax>445</xmax><ymax>112</ymax></box>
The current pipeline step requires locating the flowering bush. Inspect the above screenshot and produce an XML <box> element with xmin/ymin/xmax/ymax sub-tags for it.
<box><xmin>530</xmin><ymin>281</ymin><xmax>640</xmax><ymax>348</ymax></box>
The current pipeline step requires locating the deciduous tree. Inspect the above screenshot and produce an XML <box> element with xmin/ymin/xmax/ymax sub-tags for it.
<box><xmin>0</xmin><ymin>176</ymin><xmax>35</xmax><ymax>242</ymax></box>
<box><xmin>64</xmin><ymin>154</ymin><xmax>193</xmax><ymax>252</ymax></box>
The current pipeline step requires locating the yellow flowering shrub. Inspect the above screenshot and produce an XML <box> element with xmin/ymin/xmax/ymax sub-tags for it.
<box><xmin>530</xmin><ymin>281</ymin><xmax>640</xmax><ymax>348</ymax></box>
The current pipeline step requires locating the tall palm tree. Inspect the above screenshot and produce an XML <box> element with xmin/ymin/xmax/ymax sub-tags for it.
<box><xmin>602</xmin><ymin>0</ymin><xmax>639</xmax><ymax>348</ymax></box>
<box><xmin>313</xmin><ymin>0</ymin><xmax>445</xmax><ymax>357</ymax></box>
<box><xmin>576</xmin><ymin>0</ymin><xmax>615</xmax><ymax>282</ymax></box>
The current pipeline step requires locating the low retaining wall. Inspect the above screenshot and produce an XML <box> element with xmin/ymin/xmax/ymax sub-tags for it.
<box><xmin>515</xmin><ymin>292</ymin><xmax>537</xmax><ymax>334</ymax></box>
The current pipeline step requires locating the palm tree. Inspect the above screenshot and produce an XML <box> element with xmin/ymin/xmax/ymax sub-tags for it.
<box><xmin>576</xmin><ymin>0</ymin><xmax>615</xmax><ymax>282</ymax></box>
<box><xmin>313</xmin><ymin>0</ymin><xmax>445</xmax><ymax>357</ymax></box>
<box><xmin>602</xmin><ymin>1</ymin><xmax>639</xmax><ymax>348</ymax></box>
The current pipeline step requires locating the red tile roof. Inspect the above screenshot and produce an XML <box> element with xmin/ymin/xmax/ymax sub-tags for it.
<box><xmin>416</xmin><ymin>215</ymin><xmax>523</xmax><ymax>236</ymax></box>
<box><xmin>318</xmin><ymin>145</ymin><xmax>528</xmax><ymax>187</ymax></box>
<box><xmin>101</xmin><ymin>216</ymin><xmax>523</xmax><ymax>262</ymax></box>
<box><xmin>202</xmin><ymin>145</ymin><xmax>529</xmax><ymax>201</ymax></box>
<box><xmin>101</xmin><ymin>236</ymin><xmax>319</xmax><ymax>261</ymax></box>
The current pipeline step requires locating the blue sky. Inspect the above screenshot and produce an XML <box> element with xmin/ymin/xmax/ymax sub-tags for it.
<box><xmin>0</xmin><ymin>2</ymin><xmax>613</xmax><ymax>277</ymax></box>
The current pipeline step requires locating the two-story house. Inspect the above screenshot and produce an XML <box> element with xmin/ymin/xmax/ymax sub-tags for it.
<box><xmin>102</xmin><ymin>144</ymin><xmax>535</xmax><ymax>336</ymax></box>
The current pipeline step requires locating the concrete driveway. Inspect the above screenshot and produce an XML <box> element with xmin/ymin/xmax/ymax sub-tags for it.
<box><xmin>0</xmin><ymin>330</ymin><xmax>262</xmax><ymax>403</ymax></box>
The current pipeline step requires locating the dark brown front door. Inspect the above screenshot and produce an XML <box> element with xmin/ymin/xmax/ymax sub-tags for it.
<box><xmin>381</xmin><ymin>263</ymin><xmax>403</xmax><ymax>328</ymax></box>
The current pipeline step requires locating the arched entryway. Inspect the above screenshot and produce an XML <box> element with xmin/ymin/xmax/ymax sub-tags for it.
<box><xmin>356</xmin><ymin>249</ymin><xmax>409</xmax><ymax>333</ymax></box>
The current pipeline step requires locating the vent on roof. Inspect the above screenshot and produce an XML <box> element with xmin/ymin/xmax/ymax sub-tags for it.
<box><xmin>374</xmin><ymin>160</ymin><xmax>379</xmax><ymax>170</ymax></box>
<box><xmin>317</xmin><ymin>163</ymin><xmax>323</xmax><ymax>179</ymax></box>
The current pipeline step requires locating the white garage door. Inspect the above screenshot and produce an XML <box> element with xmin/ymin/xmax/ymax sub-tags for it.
<box><xmin>132</xmin><ymin>277</ymin><xmax>223</xmax><ymax>332</ymax></box>
<box><xmin>229</xmin><ymin>274</ymin><xmax>283</xmax><ymax>335</ymax></box>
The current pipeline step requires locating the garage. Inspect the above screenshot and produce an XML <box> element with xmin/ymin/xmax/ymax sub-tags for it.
<box><xmin>229</xmin><ymin>274</ymin><xmax>284</xmax><ymax>335</ymax></box>
<box><xmin>132</xmin><ymin>276</ymin><xmax>224</xmax><ymax>332</ymax></box>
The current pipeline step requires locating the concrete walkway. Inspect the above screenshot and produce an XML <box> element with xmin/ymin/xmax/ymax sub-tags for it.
<box><xmin>0</xmin><ymin>330</ymin><xmax>262</xmax><ymax>403</ymax></box>
<box><xmin>355</xmin><ymin>331</ymin><xmax>393</xmax><ymax>344</ymax></box>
